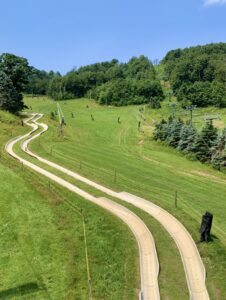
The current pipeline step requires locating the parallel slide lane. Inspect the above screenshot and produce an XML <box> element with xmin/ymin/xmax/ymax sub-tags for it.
<box><xmin>23</xmin><ymin>114</ymin><xmax>210</xmax><ymax>300</ymax></box>
<box><xmin>6</xmin><ymin>114</ymin><xmax>160</xmax><ymax>300</ymax></box>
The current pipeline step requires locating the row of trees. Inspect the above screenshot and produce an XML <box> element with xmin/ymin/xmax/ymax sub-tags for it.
<box><xmin>92</xmin><ymin>78</ymin><xmax>163</xmax><ymax>107</ymax></box>
<box><xmin>26</xmin><ymin>56</ymin><xmax>164</xmax><ymax>107</ymax></box>
<box><xmin>0</xmin><ymin>53</ymin><xmax>164</xmax><ymax>112</ymax></box>
<box><xmin>25</xmin><ymin>68</ymin><xmax>60</xmax><ymax>96</ymax></box>
<box><xmin>161</xmin><ymin>43</ymin><xmax>226</xmax><ymax>107</ymax></box>
<box><xmin>153</xmin><ymin>117</ymin><xmax>226</xmax><ymax>170</ymax></box>
<box><xmin>0</xmin><ymin>53</ymin><xmax>30</xmax><ymax>113</ymax></box>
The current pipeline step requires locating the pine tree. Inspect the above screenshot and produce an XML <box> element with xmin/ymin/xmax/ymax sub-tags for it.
<box><xmin>211</xmin><ymin>128</ymin><xmax>226</xmax><ymax>170</ymax></box>
<box><xmin>216</xmin><ymin>128</ymin><xmax>226</xmax><ymax>151</ymax></box>
<box><xmin>153</xmin><ymin>119</ymin><xmax>168</xmax><ymax>141</ymax></box>
<box><xmin>178</xmin><ymin>124</ymin><xmax>190</xmax><ymax>151</ymax></box>
<box><xmin>168</xmin><ymin>118</ymin><xmax>184</xmax><ymax>148</ymax></box>
<box><xmin>211</xmin><ymin>150</ymin><xmax>223</xmax><ymax>170</ymax></box>
<box><xmin>165</xmin><ymin>116</ymin><xmax>174</xmax><ymax>141</ymax></box>
<box><xmin>193</xmin><ymin>122</ymin><xmax>218</xmax><ymax>162</ymax></box>
<box><xmin>182</xmin><ymin>126</ymin><xmax>197</xmax><ymax>153</ymax></box>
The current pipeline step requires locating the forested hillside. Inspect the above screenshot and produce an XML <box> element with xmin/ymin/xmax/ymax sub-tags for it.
<box><xmin>26</xmin><ymin>56</ymin><xmax>164</xmax><ymax>107</ymax></box>
<box><xmin>1</xmin><ymin>43</ymin><xmax>226</xmax><ymax>113</ymax></box>
<box><xmin>161</xmin><ymin>43</ymin><xmax>226</xmax><ymax>107</ymax></box>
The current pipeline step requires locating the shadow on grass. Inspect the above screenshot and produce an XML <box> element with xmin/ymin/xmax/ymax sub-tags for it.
<box><xmin>197</xmin><ymin>234</ymin><xmax>218</xmax><ymax>244</ymax></box>
<box><xmin>209</xmin><ymin>234</ymin><xmax>219</xmax><ymax>242</ymax></box>
<box><xmin>0</xmin><ymin>282</ymin><xmax>39</xmax><ymax>299</ymax></box>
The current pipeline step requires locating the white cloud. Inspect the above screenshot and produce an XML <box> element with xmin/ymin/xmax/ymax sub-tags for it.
<box><xmin>204</xmin><ymin>0</ymin><xmax>226</xmax><ymax>6</ymax></box>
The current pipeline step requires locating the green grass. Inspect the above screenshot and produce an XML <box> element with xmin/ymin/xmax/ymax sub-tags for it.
<box><xmin>14</xmin><ymin>128</ymin><xmax>189</xmax><ymax>299</ymax></box>
<box><xmin>23</xmin><ymin>96</ymin><xmax>226</xmax><ymax>299</ymax></box>
<box><xmin>0</xmin><ymin>110</ymin><xmax>139</xmax><ymax>300</ymax></box>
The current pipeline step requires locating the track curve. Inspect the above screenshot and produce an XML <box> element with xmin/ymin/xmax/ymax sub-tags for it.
<box><xmin>5</xmin><ymin>114</ymin><xmax>160</xmax><ymax>300</ymax></box>
<box><xmin>23</xmin><ymin>114</ymin><xmax>209</xmax><ymax>300</ymax></box>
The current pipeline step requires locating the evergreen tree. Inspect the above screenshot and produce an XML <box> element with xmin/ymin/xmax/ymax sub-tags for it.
<box><xmin>192</xmin><ymin>122</ymin><xmax>218</xmax><ymax>162</ymax></box>
<box><xmin>165</xmin><ymin>116</ymin><xmax>175</xmax><ymax>142</ymax></box>
<box><xmin>211</xmin><ymin>128</ymin><xmax>226</xmax><ymax>170</ymax></box>
<box><xmin>178</xmin><ymin>125</ymin><xmax>197</xmax><ymax>153</ymax></box>
<box><xmin>215</xmin><ymin>128</ymin><xmax>226</xmax><ymax>151</ymax></box>
<box><xmin>168</xmin><ymin>118</ymin><xmax>184</xmax><ymax>148</ymax></box>
<box><xmin>177</xmin><ymin>124</ymin><xmax>190</xmax><ymax>151</ymax></box>
<box><xmin>211</xmin><ymin>147</ymin><xmax>226</xmax><ymax>170</ymax></box>
<box><xmin>184</xmin><ymin>126</ymin><xmax>197</xmax><ymax>153</ymax></box>
<box><xmin>153</xmin><ymin>119</ymin><xmax>167</xmax><ymax>141</ymax></box>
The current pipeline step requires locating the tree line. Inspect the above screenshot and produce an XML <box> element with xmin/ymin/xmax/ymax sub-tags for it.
<box><xmin>153</xmin><ymin>117</ymin><xmax>226</xmax><ymax>170</ymax></box>
<box><xmin>26</xmin><ymin>55</ymin><xmax>164</xmax><ymax>107</ymax></box>
<box><xmin>161</xmin><ymin>43</ymin><xmax>226</xmax><ymax>108</ymax></box>
<box><xmin>1</xmin><ymin>43</ymin><xmax>226</xmax><ymax>113</ymax></box>
<box><xmin>0</xmin><ymin>53</ymin><xmax>164</xmax><ymax>113</ymax></box>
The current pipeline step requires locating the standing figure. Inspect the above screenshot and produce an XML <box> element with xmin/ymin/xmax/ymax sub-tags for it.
<box><xmin>200</xmin><ymin>212</ymin><xmax>213</xmax><ymax>242</ymax></box>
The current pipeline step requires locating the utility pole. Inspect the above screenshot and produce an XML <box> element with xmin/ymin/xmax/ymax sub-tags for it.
<box><xmin>169</xmin><ymin>103</ymin><xmax>177</xmax><ymax>119</ymax></box>
<box><xmin>168</xmin><ymin>90</ymin><xmax>173</xmax><ymax>102</ymax></box>
<box><xmin>186</xmin><ymin>105</ymin><xmax>196</xmax><ymax>126</ymax></box>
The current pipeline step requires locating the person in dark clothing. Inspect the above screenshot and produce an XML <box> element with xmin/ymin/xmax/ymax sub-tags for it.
<box><xmin>200</xmin><ymin>212</ymin><xmax>213</xmax><ymax>242</ymax></box>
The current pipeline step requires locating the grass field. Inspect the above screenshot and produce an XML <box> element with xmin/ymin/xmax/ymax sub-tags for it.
<box><xmin>0</xmin><ymin>110</ymin><xmax>139</xmax><ymax>300</ymax></box>
<box><xmin>23</xmin><ymin>96</ymin><xmax>226</xmax><ymax>299</ymax></box>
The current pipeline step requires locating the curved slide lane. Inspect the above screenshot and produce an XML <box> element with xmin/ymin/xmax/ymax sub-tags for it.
<box><xmin>22</xmin><ymin>114</ymin><xmax>210</xmax><ymax>300</ymax></box>
<box><xmin>6</xmin><ymin>115</ymin><xmax>160</xmax><ymax>300</ymax></box>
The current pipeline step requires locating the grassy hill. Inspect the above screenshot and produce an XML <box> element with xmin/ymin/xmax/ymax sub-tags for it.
<box><xmin>0</xmin><ymin>110</ymin><xmax>139</xmax><ymax>299</ymax></box>
<box><xmin>23</xmin><ymin>96</ymin><xmax>226</xmax><ymax>300</ymax></box>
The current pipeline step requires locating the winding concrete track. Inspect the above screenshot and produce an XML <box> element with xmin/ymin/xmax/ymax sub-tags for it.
<box><xmin>5</xmin><ymin>114</ymin><xmax>160</xmax><ymax>300</ymax></box>
<box><xmin>21</xmin><ymin>114</ymin><xmax>210</xmax><ymax>300</ymax></box>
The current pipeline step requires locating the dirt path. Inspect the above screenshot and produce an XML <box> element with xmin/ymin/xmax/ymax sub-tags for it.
<box><xmin>23</xmin><ymin>114</ymin><xmax>210</xmax><ymax>300</ymax></box>
<box><xmin>5</xmin><ymin>115</ymin><xmax>160</xmax><ymax>300</ymax></box>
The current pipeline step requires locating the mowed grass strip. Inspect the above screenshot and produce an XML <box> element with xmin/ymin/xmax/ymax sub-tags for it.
<box><xmin>24</xmin><ymin>96</ymin><xmax>226</xmax><ymax>299</ymax></box>
<box><xmin>0</xmin><ymin>110</ymin><xmax>139</xmax><ymax>300</ymax></box>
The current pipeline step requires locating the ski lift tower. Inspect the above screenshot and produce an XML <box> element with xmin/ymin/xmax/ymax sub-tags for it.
<box><xmin>203</xmin><ymin>114</ymin><xmax>221</xmax><ymax>125</ymax></box>
<box><xmin>167</xmin><ymin>90</ymin><xmax>173</xmax><ymax>102</ymax></box>
<box><xmin>186</xmin><ymin>105</ymin><xmax>197</xmax><ymax>126</ymax></box>
<box><xmin>169</xmin><ymin>102</ymin><xmax>177</xmax><ymax>119</ymax></box>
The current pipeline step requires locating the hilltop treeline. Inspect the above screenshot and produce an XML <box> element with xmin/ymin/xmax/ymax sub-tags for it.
<box><xmin>162</xmin><ymin>43</ymin><xmax>226</xmax><ymax>107</ymax></box>
<box><xmin>154</xmin><ymin>117</ymin><xmax>226</xmax><ymax>170</ymax></box>
<box><xmin>0</xmin><ymin>53</ymin><xmax>30</xmax><ymax>113</ymax></box>
<box><xmin>1</xmin><ymin>53</ymin><xmax>164</xmax><ymax>112</ymax></box>
<box><xmin>26</xmin><ymin>56</ymin><xmax>164</xmax><ymax>107</ymax></box>
<box><xmin>1</xmin><ymin>43</ymin><xmax>226</xmax><ymax>113</ymax></box>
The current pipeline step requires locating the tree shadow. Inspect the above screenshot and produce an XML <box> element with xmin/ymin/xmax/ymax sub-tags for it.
<box><xmin>0</xmin><ymin>282</ymin><xmax>39</xmax><ymax>299</ymax></box>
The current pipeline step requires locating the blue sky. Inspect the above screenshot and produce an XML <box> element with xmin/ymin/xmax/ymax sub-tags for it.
<box><xmin>0</xmin><ymin>0</ymin><xmax>225</xmax><ymax>74</ymax></box>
